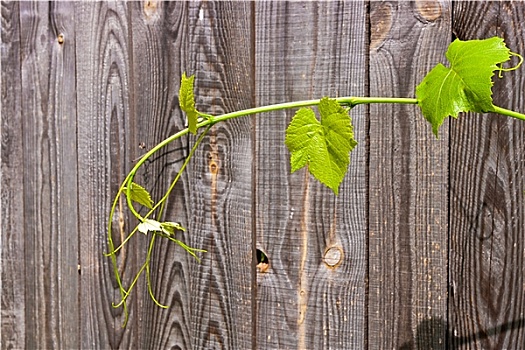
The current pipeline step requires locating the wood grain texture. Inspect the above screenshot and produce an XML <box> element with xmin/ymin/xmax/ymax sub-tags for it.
<box><xmin>16</xmin><ymin>2</ymin><xmax>81</xmax><ymax>348</ymax></box>
<box><xmin>3</xmin><ymin>1</ymin><xmax>525</xmax><ymax>349</ymax></box>
<box><xmin>181</xmin><ymin>2</ymin><xmax>255</xmax><ymax>349</ymax></box>
<box><xmin>368</xmin><ymin>1</ymin><xmax>451</xmax><ymax>349</ymax></box>
<box><xmin>449</xmin><ymin>2</ymin><xmax>525</xmax><ymax>348</ymax></box>
<box><xmin>76</xmin><ymin>2</ymin><xmax>140</xmax><ymax>348</ymax></box>
<box><xmin>127</xmin><ymin>2</ymin><xmax>195</xmax><ymax>349</ymax></box>
<box><xmin>1</xmin><ymin>2</ymin><xmax>25</xmax><ymax>349</ymax></box>
<box><xmin>254</xmin><ymin>2</ymin><xmax>368</xmax><ymax>348</ymax></box>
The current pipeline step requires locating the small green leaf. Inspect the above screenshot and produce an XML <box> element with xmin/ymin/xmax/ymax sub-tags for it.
<box><xmin>123</xmin><ymin>182</ymin><xmax>153</xmax><ymax>209</ymax></box>
<box><xmin>160</xmin><ymin>221</ymin><xmax>186</xmax><ymax>235</ymax></box>
<box><xmin>137</xmin><ymin>219</ymin><xmax>162</xmax><ymax>235</ymax></box>
<box><xmin>285</xmin><ymin>97</ymin><xmax>357</xmax><ymax>195</ymax></box>
<box><xmin>416</xmin><ymin>37</ymin><xmax>511</xmax><ymax>136</ymax></box>
<box><xmin>138</xmin><ymin>219</ymin><xmax>186</xmax><ymax>236</ymax></box>
<box><xmin>171</xmin><ymin>238</ymin><xmax>207</xmax><ymax>262</ymax></box>
<box><xmin>179</xmin><ymin>72</ymin><xmax>199</xmax><ymax>134</ymax></box>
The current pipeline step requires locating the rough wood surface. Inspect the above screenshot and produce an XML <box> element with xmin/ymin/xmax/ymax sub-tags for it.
<box><xmin>449</xmin><ymin>2</ymin><xmax>525</xmax><ymax>348</ymax></box>
<box><xmin>368</xmin><ymin>1</ymin><xmax>451</xmax><ymax>349</ymax></box>
<box><xmin>2</xmin><ymin>1</ymin><xmax>525</xmax><ymax>349</ymax></box>
<box><xmin>180</xmin><ymin>2</ymin><xmax>255</xmax><ymax>349</ymax></box>
<box><xmin>123</xmin><ymin>2</ymin><xmax>256</xmax><ymax>349</ymax></box>
<box><xmin>1</xmin><ymin>2</ymin><xmax>25</xmax><ymax>349</ymax></box>
<box><xmin>76</xmin><ymin>2</ymin><xmax>138</xmax><ymax>348</ymax></box>
<box><xmin>254</xmin><ymin>2</ymin><xmax>368</xmax><ymax>348</ymax></box>
<box><xmin>127</xmin><ymin>2</ymin><xmax>194</xmax><ymax>349</ymax></box>
<box><xmin>15</xmin><ymin>2</ymin><xmax>81</xmax><ymax>348</ymax></box>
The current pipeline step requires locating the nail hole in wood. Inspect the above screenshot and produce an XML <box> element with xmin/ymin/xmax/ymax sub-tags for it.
<box><xmin>209</xmin><ymin>161</ymin><xmax>218</xmax><ymax>174</ymax></box>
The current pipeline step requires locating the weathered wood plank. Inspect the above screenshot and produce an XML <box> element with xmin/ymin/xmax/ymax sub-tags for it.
<box><xmin>254</xmin><ymin>1</ymin><xmax>368</xmax><ymax>348</ymax></box>
<box><xmin>172</xmin><ymin>2</ymin><xmax>255</xmax><ymax>348</ymax></box>
<box><xmin>16</xmin><ymin>2</ymin><xmax>80</xmax><ymax>348</ymax></box>
<box><xmin>76</xmin><ymin>2</ymin><xmax>140</xmax><ymax>348</ymax></box>
<box><xmin>75</xmin><ymin>2</ymin><xmax>253</xmax><ymax>348</ymax></box>
<box><xmin>127</xmin><ymin>2</ymin><xmax>197</xmax><ymax>348</ymax></box>
<box><xmin>4</xmin><ymin>2</ymin><xmax>525</xmax><ymax>349</ymax></box>
<box><xmin>449</xmin><ymin>2</ymin><xmax>525</xmax><ymax>348</ymax></box>
<box><xmin>1</xmin><ymin>2</ymin><xmax>25</xmax><ymax>349</ymax></box>
<box><xmin>368</xmin><ymin>1</ymin><xmax>451</xmax><ymax>348</ymax></box>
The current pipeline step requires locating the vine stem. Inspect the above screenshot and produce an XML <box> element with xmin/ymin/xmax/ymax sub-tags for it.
<box><xmin>208</xmin><ymin>97</ymin><xmax>525</xmax><ymax>124</ymax></box>
<box><xmin>115</xmin><ymin>96</ymin><xmax>418</xmax><ymax>198</ymax></box>
<box><xmin>209</xmin><ymin>97</ymin><xmax>419</xmax><ymax>124</ymax></box>
<box><xmin>493</xmin><ymin>105</ymin><xmax>525</xmax><ymax>121</ymax></box>
<box><xmin>106</xmin><ymin>126</ymin><xmax>211</xmax><ymax>326</ymax></box>
<box><xmin>107</xmin><ymin>94</ymin><xmax>525</xmax><ymax>328</ymax></box>
<box><xmin>108</xmin><ymin>95</ymin><xmax>525</xmax><ymax>260</ymax></box>
<box><xmin>117</xmin><ymin>97</ymin><xmax>524</xmax><ymax>190</ymax></box>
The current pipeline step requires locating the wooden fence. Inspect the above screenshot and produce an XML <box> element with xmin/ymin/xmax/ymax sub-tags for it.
<box><xmin>2</xmin><ymin>1</ymin><xmax>525</xmax><ymax>349</ymax></box>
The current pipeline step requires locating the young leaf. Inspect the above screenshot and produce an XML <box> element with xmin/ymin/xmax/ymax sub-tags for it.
<box><xmin>160</xmin><ymin>221</ymin><xmax>186</xmax><ymax>235</ymax></box>
<box><xmin>179</xmin><ymin>72</ymin><xmax>198</xmax><ymax>134</ymax></box>
<box><xmin>138</xmin><ymin>219</ymin><xmax>186</xmax><ymax>236</ymax></box>
<box><xmin>123</xmin><ymin>182</ymin><xmax>154</xmax><ymax>209</ymax></box>
<box><xmin>137</xmin><ymin>219</ymin><xmax>162</xmax><ymax>235</ymax></box>
<box><xmin>285</xmin><ymin>97</ymin><xmax>357</xmax><ymax>195</ymax></box>
<box><xmin>416</xmin><ymin>37</ymin><xmax>511</xmax><ymax>136</ymax></box>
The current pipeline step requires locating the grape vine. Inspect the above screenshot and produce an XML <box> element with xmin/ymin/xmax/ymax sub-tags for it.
<box><xmin>107</xmin><ymin>37</ymin><xmax>524</xmax><ymax>326</ymax></box>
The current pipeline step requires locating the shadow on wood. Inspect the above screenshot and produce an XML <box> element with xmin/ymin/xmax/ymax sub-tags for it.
<box><xmin>399</xmin><ymin>317</ymin><xmax>525</xmax><ymax>350</ymax></box>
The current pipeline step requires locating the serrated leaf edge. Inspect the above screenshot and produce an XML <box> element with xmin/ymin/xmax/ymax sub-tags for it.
<box><xmin>416</xmin><ymin>37</ymin><xmax>513</xmax><ymax>136</ymax></box>
<box><xmin>123</xmin><ymin>182</ymin><xmax>154</xmax><ymax>209</ymax></box>
<box><xmin>179</xmin><ymin>72</ymin><xmax>199</xmax><ymax>134</ymax></box>
<box><xmin>285</xmin><ymin>97</ymin><xmax>357</xmax><ymax>195</ymax></box>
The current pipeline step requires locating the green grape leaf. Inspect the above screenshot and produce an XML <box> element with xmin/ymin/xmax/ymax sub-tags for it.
<box><xmin>416</xmin><ymin>37</ymin><xmax>511</xmax><ymax>136</ymax></box>
<box><xmin>179</xmin><ymin>72</ymin><xmax>198</xmax><ymax>134</ymax></box>
<box><xmin>123</xmin><ymin>182</ymin><xmax>153</xmax><ymax>209</ymax></box>
<box><xmin>285</xmin><ymin>97</ymin><xmax>357</xmax><ymax>195</ymax></box>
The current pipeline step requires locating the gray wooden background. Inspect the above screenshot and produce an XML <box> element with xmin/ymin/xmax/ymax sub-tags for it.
<box><xmin>2</xmin><ymin>1</ymin><xmax>525</xmax><ymax>349</ymax></box>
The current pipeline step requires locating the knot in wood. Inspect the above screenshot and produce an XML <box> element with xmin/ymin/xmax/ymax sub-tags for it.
<box><xmin>370</xmin><ymin>3</ymin><xmax>392</xmax><ymax>50</ymax></box>
<box><xmin>209</xmin><ymin>161</ymin><xmax>219</xmax><ymax>175</ymax></box>
<box><xmin>144</xmin><ymin>0</ymin><xmax>159</xmax><ymax>20</ymax></box>
<box><xmin>415</xmin><ymin>0</ymin><xmax>442</xmax><ymax>22</ymax></box>
<box><xmin>324</xmin><ymin>246</ymin><xmax>343</xmax><ymax>268</ymax></box>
